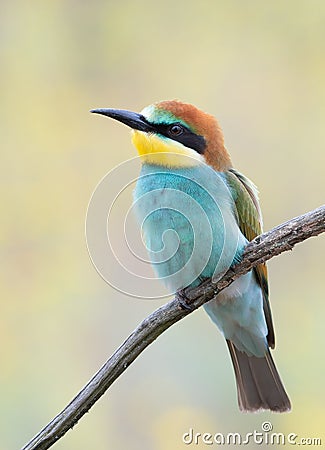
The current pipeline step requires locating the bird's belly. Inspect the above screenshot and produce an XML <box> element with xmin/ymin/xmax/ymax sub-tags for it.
<box><xmin>140</xmin><ymin>206</ymin><xmax>215</xmax><ymax>289</ymax></box>
<box><xmin>133</xmin><ymin>165</ymin><xmax>244</xmax><ymax>291</ymax></box>
<box><xmin>204</xmin><ymin>271</ymin><xmax>268</xmax><ymax>356</ymax></box>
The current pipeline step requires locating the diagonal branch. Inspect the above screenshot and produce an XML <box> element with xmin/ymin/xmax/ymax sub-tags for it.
<box><xmin>22</xmin><ymin>205</ymin><xmax>325</xmax><ymax>450</ymax></box>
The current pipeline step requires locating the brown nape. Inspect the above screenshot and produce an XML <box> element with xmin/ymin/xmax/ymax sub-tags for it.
<box><xmin>156</xmin><ymin>100</ymin><xmax>232</xmax><ymax>171</ymax></box>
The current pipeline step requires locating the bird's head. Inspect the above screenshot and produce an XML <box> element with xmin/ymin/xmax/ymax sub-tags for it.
<box><xmin>91</xmin><ymin>100</ymin><xmax>232</xmax><ymax>171</ymax></box>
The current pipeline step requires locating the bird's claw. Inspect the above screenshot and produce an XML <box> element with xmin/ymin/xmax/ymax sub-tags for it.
<box><xmin>176</xmin><ymin>289</ymin><xmax>195</xmax><ymax>311</ymax></box>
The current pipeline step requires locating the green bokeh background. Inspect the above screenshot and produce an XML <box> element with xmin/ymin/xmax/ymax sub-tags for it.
<box><xmin>1</xmin><ymin>1</ymin><xmax>325</xmax><ymax>449</ymax></box>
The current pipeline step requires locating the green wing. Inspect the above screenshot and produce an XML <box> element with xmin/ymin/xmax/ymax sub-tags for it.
<box><xmin>226</xmin><ymin>168</ymin><xmax>275</xmax><ymax>348</ymax></box>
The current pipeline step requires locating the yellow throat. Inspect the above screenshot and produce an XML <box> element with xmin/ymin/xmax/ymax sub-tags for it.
<box><xmin>132</xmin><ymin>130</ymin><xmax>204</xmax><ymax>167</ymax></box>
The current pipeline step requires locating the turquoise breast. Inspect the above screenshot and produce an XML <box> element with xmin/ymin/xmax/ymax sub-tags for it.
<box><xmin>133</xmin><ymin>163</ymin><xmax>247</xmax><ymax>291</ymax></box>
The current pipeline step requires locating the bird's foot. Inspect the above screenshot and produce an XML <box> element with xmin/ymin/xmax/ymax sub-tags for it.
<box><xmin>176</xmin><ymin>288</ymin><xmax>195</xmax><ymax>311</ymax></box>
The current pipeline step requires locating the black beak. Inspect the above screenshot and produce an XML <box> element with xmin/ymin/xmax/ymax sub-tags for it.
<box><xmin>90</xmin><ymin>108</ymin><xmax>155</xmax><ymax>133</ymax></box>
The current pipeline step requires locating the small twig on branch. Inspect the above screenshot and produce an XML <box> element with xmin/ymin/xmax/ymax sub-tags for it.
<box><xmin>22</xmin><ymin>205</ymin><xmax>325</xmax><ymax>450</ymax></box>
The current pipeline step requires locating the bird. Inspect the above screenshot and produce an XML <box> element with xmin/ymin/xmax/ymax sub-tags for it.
<box><xmin>91</xmin><ymin>100</ymin><xmax>291</xmax><ymax>413</ymax></box>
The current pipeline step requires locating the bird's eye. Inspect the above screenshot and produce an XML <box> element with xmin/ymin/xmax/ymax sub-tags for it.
<box><xmin>169</xmin><ymin>124</ymin><xmax>184</xmax><ymax>136</ymax></box>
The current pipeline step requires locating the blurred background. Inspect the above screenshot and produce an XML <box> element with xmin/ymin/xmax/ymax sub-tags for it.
<box><xmin>1</xmin><ymin>1</ymin><xmax>325</xmax><ymax>449</ymax></box>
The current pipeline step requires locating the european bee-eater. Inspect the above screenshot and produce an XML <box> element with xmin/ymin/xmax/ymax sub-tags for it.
<box><xmin>91</xmin><ymin>100</ymin><xmax>291</xmax><ymax>412</ymax></box>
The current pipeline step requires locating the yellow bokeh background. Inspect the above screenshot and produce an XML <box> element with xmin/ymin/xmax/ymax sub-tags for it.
<box><xmin>1</xmin><ymin>1</ymin><xmax>324</xmax><ymax>449</ymax></box>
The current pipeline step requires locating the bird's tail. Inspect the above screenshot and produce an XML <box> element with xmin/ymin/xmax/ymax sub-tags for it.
<box><xmin>226</xmin><ymin>340</ymin><xmax>291</xmax><ymax>412</ymax></box>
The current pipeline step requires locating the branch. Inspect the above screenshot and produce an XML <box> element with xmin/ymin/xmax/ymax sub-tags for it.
<box><xmin>22</xmin><ymin>205</ymin><xmax>325</xmax><ymax>450</ymax></box>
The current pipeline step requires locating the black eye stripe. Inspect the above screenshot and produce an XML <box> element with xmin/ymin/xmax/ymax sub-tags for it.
<box><xmin>149</xmin><ymin>122</ymin><xmax>206</xmax><ymax>154</ymax></box>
